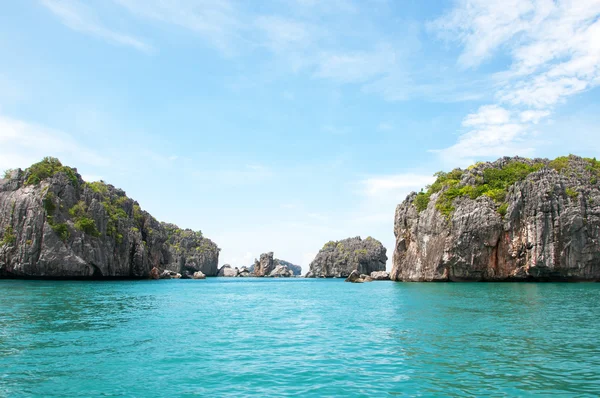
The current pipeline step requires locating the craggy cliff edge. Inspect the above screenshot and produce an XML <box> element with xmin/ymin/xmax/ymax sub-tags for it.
<box><xmin>392</xmin><ymin>155</ymin><xmax>600</xmax><ymax>281</ymax></box>
<box><xmin>0</xmin><ymin>158</ymin><xmax>219</xmax><ymax>279</ymax></box>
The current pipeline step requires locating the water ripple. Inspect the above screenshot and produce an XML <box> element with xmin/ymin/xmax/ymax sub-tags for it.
<box><xmin>1</xmin><ymin>279</ymin><xmax>599</xmax><ymax>397</ymax></box>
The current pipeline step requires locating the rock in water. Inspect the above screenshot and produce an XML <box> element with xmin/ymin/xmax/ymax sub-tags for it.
<box><xmin>0</xmin><ymin>157</ymin><xmax>220</xmax><ymax>279</ymax></box>
<box><xmin>268</xmin><ymin>265</ymin><xmax>294</xmax><ymax>277</ymax></box>
<box><xmin>344</xmin><ymin>270</ymin><xmax>373</xmax><ymax>283</ymax></box>
<box><xmin>392</xmin><ymin>155</ymin><xmax>600</xmax><ymax>282</ymax></box>
<box><xmin>307</xmin><ymin>236</ymin><xmax>387</xmax><ymax>278</ymax></box>
<box><xmin>238</xmin><ymin>267</ymin><xmax>252</xmax><ymax>277</ymax></box>
<box><xmin>192</xmin><ymin>271</ymin><xmax>206</xmax><ymax>279</ymax></box>
<box><xmin>370</xmin><ymin>271</ymin><xmax>390</xmax><ymax>280</ymax></box>
<box><xmin>217</xmin><ymin>264</ymin><xmax>239</xmax><ymax>277</ymax></box>
<box><xmin>248</xmin><ymin>257</ymin><xmax>302</xmax><ymax>276</ymax></box>
<box><xmin>253</xmin><ymin>252</ymin><xmax>275</xmax><ymax>277</ymax></box>
<box><xmin>149</xmin><ymin>267</ymin><xmax>160</xmax><ymax>280</ymax></box>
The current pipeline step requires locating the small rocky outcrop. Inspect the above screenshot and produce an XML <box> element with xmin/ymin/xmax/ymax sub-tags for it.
<box><xmin>370</xmin><ymin>271</ymin><xmax>390</xmax><ymax>280</ymax></box>
<box><xmin>217</xmin><ymin>264</ymin><xmax>239</xmax><ymax>277</ymax></box>
<box><xmin>307</xmin><ymin>236</ymin><xmax>387</xmax><ymax>278</ymax></box>
<box><xmin>392</xmin><ymin>155</ymin><xmax>600</xmax><ymax>282</ymax></box>
<box><xmin>238</xmin><ymin>266</ymin><xmax>252</xmax><ymax>277</ymax></box>
<box><xmin>249</xmin><ymin>257</ymin><xmax>302</xmax><ymax>276</ymax></box>
<box><xmin>268</xmin><ymin>264</ymin><xmax>294</xmax><ymax>277</ymax></box>
<box><xmin>345</xmin><ymin>270</ymin><xmax>373</xmax><ymax>283</ymax></box>
<box><xmin>252</xmin><ymin>252</ymin><xmax>275</xmax><ymax>277</ymax></box>
<box><xmin>0</xmin><ymin>157</ymin><xmax>220</xmax><ymax>279</ymax></box>
<box><xmin>192</xmin><ymin>271</ymin><xmax>206</xmax><ymax>279</ymax></box>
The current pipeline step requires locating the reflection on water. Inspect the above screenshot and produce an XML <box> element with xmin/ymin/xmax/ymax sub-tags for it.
<box><xmin>1</xmin><ymin>279</ymin><xmax>599</xmax><ymax>397</ymax></box>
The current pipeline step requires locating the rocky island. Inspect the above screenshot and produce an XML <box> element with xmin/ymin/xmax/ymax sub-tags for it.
<box><xmin>0</xmin><ymin>157</ymin><xmax>220</xmax><ymax>279</ymax></box>
<box><xmin>392</xmin><ymin>155</ymin><xmax>600</xmax><ymax>281</ymax></box>
<box><xmin>306</xmin><ymin>236</ymin><xmax>387</xmax><ymax>278</ymax></box>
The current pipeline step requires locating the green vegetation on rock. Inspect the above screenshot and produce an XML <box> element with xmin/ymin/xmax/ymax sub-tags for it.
<box><xmin>69</xmin><ymin>201</ymin><xmax>100</xmax><ymax>237</ymax></box>
<box><xmin>24</xmin><ymin>157</ymin><xmax>79</xmax><ymax>187</ymax></box>
<box><xmin>413</xmin><ymin>156</ymin><xmax>596</xmax><ymax>219</ymax></box>
<box><xmin>0</xmin><ymin>226</ymin><xmax>16</xmax><ymax>246</ymax></box>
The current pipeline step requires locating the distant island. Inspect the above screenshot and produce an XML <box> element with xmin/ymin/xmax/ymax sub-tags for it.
<box><xmin>2</xmin><ymin>155</ymin><xmax>600</xmax><ymax>281</ymax></box>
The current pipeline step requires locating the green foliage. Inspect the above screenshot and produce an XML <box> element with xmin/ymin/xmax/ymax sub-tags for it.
<box><xmin>354</xmin><ymin>249</ymin><xmax>368</xmax><ymax>255</ymax></box>
<box><xmin>3</xmin><ymin>169</ymin><xmax>15</xmax><ymax>179</ymax></box>
<box><xmin>0</xmin><ymin>226</ymin><xmax>16</xmax><ymax>246</ymax></box>
<box><xmin>74</xmin><ymin>217</ymin><xmax>100</xmax><ymax>237</ymax></box>
<box><xmin>51</xmin><ymin>223</ymin><xmax>70</xmax><ymax>242</ymax></box>
<box><xmin>69</xmin><ymin>201</ymin><xmax>88</xmax><ymax>219</ymax></box>
<box><xmin>414</xmin><ymin>192</ymin><xmax>430</xmax><ymax>212</ymax></box>
<box><xmin>497</xmin><ymin>203</ymin><xmax>509</xmax><ymax>217</ymax></box>
<box><xmin>24</xmin><ymin>157</ymin><xmax>78</xmax><ymax>186</ymax></box>
<box><xmin>42</xmin><ymin>192</ymin><xmax>56</xmax><ymax>215</ymax></box>
<box><xmin>549</xmin><ymin>156</ymin><xmax>571</xmax><ymax>172</ymax></box>
<box><xmin>323</xmin><ymin>241</ymin><xmax>336</xmax><ymax>249</ymax></box>
<box><xmin>336</xmin><ymin>242</ymin><xmax>345</xmax><ymax>251</ymax></box>
<box><xmin>85</xmin><ymin>181</ymin><xmax>109</xmax><ymax>195</ymax></box>
<box><xmin>415</xmin><ymin>160</ymin><xmax>547</xmax><ymax>219</ymax></box>
<box><xmin>566</xmin><ymin>188</ymin><xmax>579</xmax><ymax>199</ymax></box>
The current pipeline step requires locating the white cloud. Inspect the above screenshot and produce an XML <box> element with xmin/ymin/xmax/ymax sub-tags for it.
<box><xmin>360</xmin><ymin>173</ymin><xmax>435</xmax><ymax>197</ymax></box>
<box><xmin>314</xmin><ymin>44</ymin><xmax>397</xmax><ymax>83</ymax></box>
<box><xmin>462</xmin><ymin>105</ymin><xmax>511</xmax><ymax>126</ymax></box>
<box><xmin>431</xmin><ymin>0</ymin><xmax>600</xmax><ymax>163</ymax></box>
<box><xmin>0</xmin><ymin>114</ymin><xmax>109</xmax><ymax>171</ymax></box>
<box><xmin>40</xmin><ymin>0</ymin><xmax>154</xmax><ymax>53</ymax></box>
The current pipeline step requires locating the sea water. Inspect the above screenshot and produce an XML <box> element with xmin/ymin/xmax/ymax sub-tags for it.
<box><xmin>1</xmin><ymin>279</ymin><xmax>599</xmax><ymax>397</ymax></box>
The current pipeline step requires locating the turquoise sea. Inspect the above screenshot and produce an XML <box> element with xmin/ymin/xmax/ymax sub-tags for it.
<box><xmin>1</xmin><ymin>279</ymin><xmax>599</xmax><ymax>397</ymax></box>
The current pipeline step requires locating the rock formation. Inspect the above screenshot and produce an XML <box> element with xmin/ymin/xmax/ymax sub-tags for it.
<box><xmin>0</xmin><ymin>157</ymin><xmax>220</xmax><ymax>279</ymax></box>
<box><xmin>392</xmin><ymin>155</ymin><xmax>600</xmax><ymax>281</ymax></box>
<box><xmin>307</xmin><ymin>236</ymin><xmax>387</xmax><ymax>278</ymax></box>
<box><xmin>251</xmin><ymin>252</ymin><xmax>275</xmax><ymax>277</ymax></box>
<box><xmin>248</xmin><ymin>257</ymin><xmax>301</xmax><ymax>276</ymax></box>
<box><xmin>345</xmin><ymin>270</ymin><xmax>373</xmax><ymax>283</ymax></box>
<box><xmin>217</xmin><ymin>264</ymin><xmax>239</xmax><ymax>277</ymax></box>
<box><xmin>268</xmin><ymin>264</ymin><xmax>294</xmax><ymax>277</ymax></box>
<box><xmin>370</xmin><ymin>271</ymin><xmax>390</xmax><ymax>280</ymax></box>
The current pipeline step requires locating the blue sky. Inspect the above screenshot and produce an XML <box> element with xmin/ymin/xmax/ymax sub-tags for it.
<box><xmin>1</xmin><ymin>0</ymin><xmax>600</xmax><ymax>270</ymax></box>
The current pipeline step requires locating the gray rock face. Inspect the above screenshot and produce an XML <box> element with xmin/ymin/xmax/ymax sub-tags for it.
<box><xmin>392</xmin><ymin>155</ymin><xmax>600</xmax><ymax>281</ymax></box>
<box><xmin>253</xmin><ymin>252</ymin><xmax>275</xmax><ymax>277</ymax></box>
<box><xmin>0</xmin><ymin>158</ymin><xmax>220</xmax><ymax>279</ymax></box>
<box><xmin>307</xmin><ymin>236</ymin><xmax>387</xmax><ymax>278</ymax></box>
<box><xmin>217</xmin><ymin>264</ymin><xmax>239</xmax><ymax>277</ymax></box>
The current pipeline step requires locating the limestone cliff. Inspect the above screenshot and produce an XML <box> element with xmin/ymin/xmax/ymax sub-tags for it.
<box><xmin>307</xmin><ymin>236</ymin><xmax>387</xmax><ymax>278</ymax></box>
<box><xmin>392</xmin><ymin>155</ymin><xmax>600</xmax><ymax>281</ymax></box>
<box><xmin>0</xmin><ymin>157</ymin><xmax>219</xmax><ymax>279</ymax></box>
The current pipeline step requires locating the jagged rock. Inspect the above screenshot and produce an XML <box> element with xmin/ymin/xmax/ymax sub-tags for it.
<box><xmin>360</xmin><ymin>274</ymin><xmax>373</xmax><ymax>282</ymax></box>
<box><xmin>0</xmin><ymin>157</ymin><xmax>219</xmax><ymax>279</ymax></box>
<box><xmin>192</xmin><ymin>271</ymin><xmax>206</xmax><ymax>279</ymax></box>
<box><xmin>149</xmin><ymin>267</ymin><xmax>160</xmax><ymax>280</ymax></box>
<box><xmin>269</xmin><ymin>265</ymin><xmax>294</xmax><ymax>277</ymax></box>
<box><xmin>308</xmin><ymin>237</ymin><xmax>387</xmax><ymax>278</ymax></box>
<box><xmin>218</xmin><ymin>264</ymin><xmax>239</xmax><ymax>277</ymax></box>
<box><xmin>370</xmin><ymin>271</ymin><xmax>390</xmax><ymax>280</ymax></box>
<box><xmin>392</xmin><ymin>155</ymin><xmax>600</xmax><ymax>281</ymax></box>
<box><xmin>249</xmin><ymin>257</ymin><xmax>302</xmax><ymax>276</ymax></box>
<box><xmin>304</xmin><ymin>271</ymin><xmax>314</xmax><ymax>278</ymax></box>
<box><xmin>238</xmin><ymin>266</ymin><xmax>252</xmax><ymax>277</ymax></box>
<box><xmin>253</xmin><ymin>252</ymin><xmax>275</xmax><ymax>277</ymax></box>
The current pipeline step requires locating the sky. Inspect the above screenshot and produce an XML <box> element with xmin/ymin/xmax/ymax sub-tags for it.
<box><xmin>1</xmin><ymin>0</ymin><xmax>600</xmax><ymax>272</ymax></box>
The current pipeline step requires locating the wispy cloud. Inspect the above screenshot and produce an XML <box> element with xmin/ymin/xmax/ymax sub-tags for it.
<box><xmin>0</xmin><ymin>114</ymin><xmax>109</xmax><ymax>171</ymax></box>
<box><xmin>40</xmin><ymin>0</ymin><xmax>154</xmax><ymax>53</ymax></box>
<box><xmin>360</xmin><ymin>173</ymin><xmax>435</xmax><ymax>197</ymax></box>
<box><xmin>431</xmin><ymin>0</ymin><xmax>600</xmax><ymax>163</ymax></box>
<box><xmin>114</xmin><ymin>0</ymin><xmax>245</xmax><ymax>54</ymax></box>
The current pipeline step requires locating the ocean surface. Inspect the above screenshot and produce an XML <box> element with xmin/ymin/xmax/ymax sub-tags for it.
<box><xmin>1</xmin><ymin>279</ymin><xmax>599</xmax><ymax>397</ymax></box>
